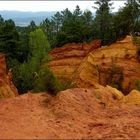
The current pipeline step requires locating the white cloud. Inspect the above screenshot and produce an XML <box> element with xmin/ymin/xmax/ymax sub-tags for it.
<box><xmin>0</xmin><ymin>1</ymin><xmax>126</xmax><ymax>12</ymax></box>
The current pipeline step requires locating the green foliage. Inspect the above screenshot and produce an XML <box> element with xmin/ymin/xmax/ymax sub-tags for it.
<box><xmin>113</xmin><ymin>0</ymin><xmax>140</xmax><ymax>39</ymax></box>
<box><xmin>29</xmin><ymin>28</ymin><xmax>50</xmax><ymax>59</ymax></box>
<box><xmin>33</xmin><ymin>67</ymin><xmax>63</xmax><ymax>95</ymax></box>
<box><xmin>55</xmin><ymin>6</ymin><xmax>93</xmax><ymax>46</ymax></box>
<box><xmin>28</xmin><ymin>20</ymin><xmax>37</xmax><ymax>32</ymax></box>
<box><xmin>13</xmin><ymin>28</ymin><xmax>51</xmax><ymax>94</ymax></box>
<box><xmin>104</xmin><ymin>58</ymin><xmax>124</xmax><ymax>91</ymax></box>
<box><xmin>135</xmin><ymin>80</ymin><xmax>140</xmax><ymax>91</ymax></box>
<box><xmin>132</xmin><ymin>35</ymin><xmax>140</xmax><ymax>58</ymax></box>
<box><xmin>16</xmin><ymin>20</ymin><xmax>37</xmax><ymax>63</ymax></box>
<box><xmin>40</xmin><ymin>5</ymin><xmax>94</xmax><ymax>48</ymax></box>
<box><xmin>107</xmin><ymin>66</ymin><xmax>124</xmax><ymax>90</ymax></box>
<box><xmin>93</xmin><ymin>0</ymin><xmax>115</xmax><ymax>44</ymax></box>
<box><xmin>13</xmin><ymin>62</ymin><xmax>34</xmax><ymax>93</ymax></box>
<box><xmin>0</xmin><ymin>18</ymin><xmax>21</xmax><ymax>68</ymax></box>
<box><xmin>40</xmin><ymin>1</ymin><xmax>140</xmax><ymax>47</ymax></box>
<box><xmin>0</xmin><ymin>17</ymin><xmax>38</xmax><ymax>69</ymax></box>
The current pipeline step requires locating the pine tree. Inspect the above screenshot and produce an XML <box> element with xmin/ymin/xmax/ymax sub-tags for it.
<box><xmin>93</xmin><ymin>0</ymin><xmax>113</xmax><ymax>44</ymax></box>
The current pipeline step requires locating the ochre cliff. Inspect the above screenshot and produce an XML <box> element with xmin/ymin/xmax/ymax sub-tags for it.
<box><xmin>49</xmin><ymin>36</ymin><xmax>140</xmax><ymax>93</ymax></box>
<box><xmin>48</xmin><ymin>40</ymin><xmax>101</xmax><ymax>82</ymax></box>
<box><xmin>0</xmin><ymin>53</ymin><xmax>18</xmax><ymax>98</ymax></box>
<box><xmin>76</xmin><ymin>36</ymin><xmax>140</xmax><ymax>93</ymax></box>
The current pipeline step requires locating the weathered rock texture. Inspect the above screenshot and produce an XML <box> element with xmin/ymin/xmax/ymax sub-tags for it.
<box><xmin>48</xmin><ymin>40</ymin><xmax>101</xmax><ymax>82</ymax></box>
<box><xmin>49</xmin><ymin>36</ymin><xmax>140</xmax><ymax>93</ymax></box>
<box><xmin>0</xmin><ymin>53</ymin><xmax>18</xmax><ymax>98</ymax></box>
<box><xmin>0</xmin><ymin>88</ymin><xmax>140</xmax><ymax>139</ymax></box>
<box><xmin>124</xmin><ymin>90</ymin><xmax>140</xmax><ymax>104</ymax></box>
<box><xmin>76</xmin><ymin>36</ymin><xmax>140</xmax><ymax>93</ymax></box>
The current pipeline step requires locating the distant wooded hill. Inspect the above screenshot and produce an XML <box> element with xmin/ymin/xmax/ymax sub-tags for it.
<box><xmin>0</xmin><ymin>10</ymin><xmax>56</xmax><ymax>26</ymax></box>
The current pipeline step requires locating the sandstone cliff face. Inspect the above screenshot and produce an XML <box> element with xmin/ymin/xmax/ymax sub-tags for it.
<box><xmin>48</xmin><ymin>40</ymin><xmax>101</xmax><ymax>82</ymax></box>
<box><xmin>76</xmin><ymin>36</ymin><xmax>140</xmax><ymax>93</ymax></box>
<box><xmin>49</xmin><ymin>36</ymin><xmax>140</xmax><ymax>93</ymax></box>
<box><xmin>0</xmin><ymin>53</ymin><xmax>18</xmax><ymax>98</ymax></box>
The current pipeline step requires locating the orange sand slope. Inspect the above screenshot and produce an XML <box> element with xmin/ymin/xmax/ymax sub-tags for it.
<box><xmin>0</xmin><ymin>88</ymin><xmax>140</xmax><ymax>139</ymax></box>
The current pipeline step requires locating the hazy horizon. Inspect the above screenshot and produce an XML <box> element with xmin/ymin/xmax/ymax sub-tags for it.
<box><xmin>0</xmin><ymin>10</ymin><xmax>57</xmax><ymax>13</ymax></box>
<box><xmin>0</xmin><ymin>1</ymin><xmax>127</xmax><ymax>27</ymax></box>
<box><xmin>0</xmin><ymin>1</ymin><xmax>126</xmax><ymax>12</ymax></box>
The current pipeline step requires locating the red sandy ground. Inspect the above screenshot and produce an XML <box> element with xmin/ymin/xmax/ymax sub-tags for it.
<box><xmin>0</xmin><ymin>88</ymin><xmax>140</xmax><ymax>139</ymax></box>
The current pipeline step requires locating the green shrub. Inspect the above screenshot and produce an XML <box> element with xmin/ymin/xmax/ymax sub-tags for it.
<box><xmin>102</xmin><ymin>57</ymin><xmax>124</xmax><ymax>91</ymax></box>
<box><xmin>132</xmin><ymin>35</ymin><xmax>140</xmax><ymax>59</ymax></box>
<box><xmin>106</xmin><ymin>65</ymin><xmax>124</xmax><ymax>91</ymax></box>
<box><xmin>12</xmin><ymin>62</ymin><xmax>34</xmax><ymax>94</ymax></box>
<box><xmin>135</xmin><ymin>80</ymin><xmax>140</xmax><ymax>91</ymax></box>
<box><xmin>12</xmin><ymin>28</ymin><xmax>51</xmax><ymax>94</ymax></box>
<box><xmin>33</xmin><ymin>67</ymin><xmax>63</xmax><ymax>95</ymax></box>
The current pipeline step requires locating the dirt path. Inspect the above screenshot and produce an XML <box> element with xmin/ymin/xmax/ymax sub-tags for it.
<box><xmin>0</xmin><ymin>88</ymin><xmax>140</xmax><ymax>139</ymax></box>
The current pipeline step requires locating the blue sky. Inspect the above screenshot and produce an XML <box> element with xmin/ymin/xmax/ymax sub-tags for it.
<box><xmin>0</xmin><ymin>1</ymin><xmax>126</xmax><ymax>12</ymax></box>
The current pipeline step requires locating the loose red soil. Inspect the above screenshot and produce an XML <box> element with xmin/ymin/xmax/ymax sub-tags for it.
<box><xmin>0</xmin><ymin>88</ymin><xmax>140</xmax><ymax>139</ymax></box>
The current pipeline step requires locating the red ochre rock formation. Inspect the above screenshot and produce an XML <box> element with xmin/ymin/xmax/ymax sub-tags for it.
<box><xmin>76</xmin><ymin>36</ymin><xmax>140</xmax><ymax>93</ymax></box>
<box><xmin>49</xmin><ymin>36</ymin><xmax>140</xmax><ymax>93</ymax></box>
<box><xmin>48</xmin><ymin>40</ymin><xmax>101</xmax><ymax>82</ymax></box>
<box><xmin>0</xmin><ymin>53</ymin><xmax>18</xmax><ymax>98</ymax></box>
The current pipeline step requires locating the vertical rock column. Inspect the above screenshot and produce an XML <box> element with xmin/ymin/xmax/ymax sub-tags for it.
<box><xmin>0</xmin><ymin>53</ymin><xmax>18</xmax><ymax>98</ymax></box>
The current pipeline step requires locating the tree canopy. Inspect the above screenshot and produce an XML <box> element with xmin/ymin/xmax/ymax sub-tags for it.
<box><xmin>0</xmin><ymin>0</ymin><xmax>140</xmax><ymax>93</ymax></box>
